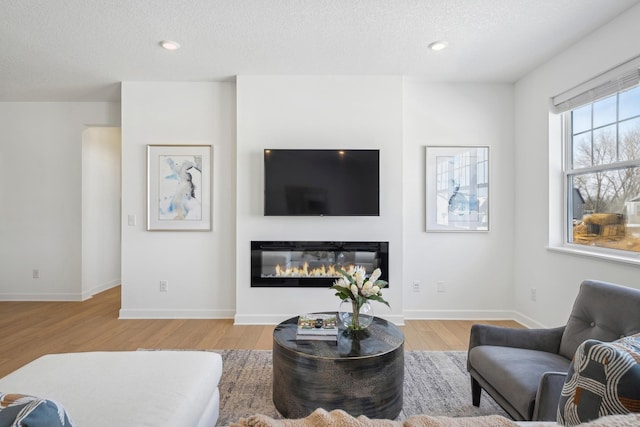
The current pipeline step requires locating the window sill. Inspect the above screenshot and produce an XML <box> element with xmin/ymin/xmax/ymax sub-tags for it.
<box><xmin>547</xmin><ymin>244</ymin><xmax>640</xmax><ymax>267</ymax></box>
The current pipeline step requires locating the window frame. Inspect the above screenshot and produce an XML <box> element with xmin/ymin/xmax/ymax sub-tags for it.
<box><xmin>561</xmin><ymin>88</ymin><xmax>640</xmax><ymax>262</ymax></box>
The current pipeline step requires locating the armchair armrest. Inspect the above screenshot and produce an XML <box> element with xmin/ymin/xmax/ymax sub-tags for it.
<box><xmin>533</xmin><ymin>371</ymin><xmax>567</xmax><ymax>421</ymax></box>
<box><xmin>469</xmin><ymin>324</ymin><xmax>565</xmax><ymax>353</ymax></box>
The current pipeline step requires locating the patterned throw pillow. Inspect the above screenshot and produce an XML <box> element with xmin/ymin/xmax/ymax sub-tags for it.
<box><xmin>557</xmin><ymin>334</ymin><xmax>640</xmax><ymax>426</ymax></box>
<box><xmin>0</xmin><ymin>392</ymin><xmax>75</xmax><ymax>427</ymax></box>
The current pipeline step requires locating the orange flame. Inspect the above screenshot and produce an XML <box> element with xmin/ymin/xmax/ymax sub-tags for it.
<box><xmin>273</xmin><ymin>262</ymin><xmax>355</xmax><ymax>278</ymax></box>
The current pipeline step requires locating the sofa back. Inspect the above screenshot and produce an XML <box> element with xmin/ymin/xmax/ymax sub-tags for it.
<box><xmin>559</xmin><ymin>280</ymin><xmax>640</xmax><ymax>360</ymax></box>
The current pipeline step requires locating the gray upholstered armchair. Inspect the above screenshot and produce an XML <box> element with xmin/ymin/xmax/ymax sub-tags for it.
<box><xmin>467</xmin><ymin>280</ymin><xmax>640</xmax><ymax>421</ymax></box>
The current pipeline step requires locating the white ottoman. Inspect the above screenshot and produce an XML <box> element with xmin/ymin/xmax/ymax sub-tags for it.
<box><xmin>0</xmin><ymin>351</ymin><xmax>222</xmax><ymax>427</ymax></box>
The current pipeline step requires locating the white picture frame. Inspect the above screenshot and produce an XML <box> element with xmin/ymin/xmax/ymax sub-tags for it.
<box><xmin>425</xmin><ymin>145</ymin><xmax>489</xmax><ymax>232</ymax></box>
<box><xmin>147</xmin><ymin>144</ymin><xmax>212</xmax><ymax>231</ymax></box>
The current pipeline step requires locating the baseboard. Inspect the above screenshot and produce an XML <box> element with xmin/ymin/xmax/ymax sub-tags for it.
<box><xmin>233</xmin><ymin>313</ymin><xmax>405</xmax><ymax>325</ymax></box>
<box><xmin>511</xmin><ymin>311</ymin><xmax>547</xmax><ymax>329</ymax></box>
<box><xmin>0</xmin><ymin>280</ymin><xmax>121</xmax><ymax>302</ymax></box>
<box><xmin>81</xmin><ymin>279</ymin><xmax>120</xmax><ymax>300</ymax></box>
<box><xmin>403</xmin><ymin>309</ymin><xmax>545</xmax><ymax>329</ymax></box>
<box><xmin>0</xmin><ymin>292</ymin><xmax>545</xmax><ymax>328</ymax></box>
<box><xmin>403</xmin><ymin>309</ymin><xmax>521</xmax><ymax>322</ymax></box>
<box><xmin>119</xmin><ymin>308</ymin><xmax>235</xmax><ymax>319</ymax></box>
<box><xmin>0</xmin><ymin>292</ymin><xmax>85</xmax><ymax>302</ymax></box>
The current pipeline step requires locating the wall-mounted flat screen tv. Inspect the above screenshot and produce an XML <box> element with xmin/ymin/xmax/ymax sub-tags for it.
<box><xmin>264</xmin><ymin>149</ymin><xmax>380</xmax><ymax>216</ymax></box>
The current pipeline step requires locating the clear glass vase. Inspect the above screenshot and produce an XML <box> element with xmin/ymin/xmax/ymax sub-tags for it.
<box><xmin>339</xmin><ymin>298</ymin><xmax>373</xmax><ymax>330</ymax></box>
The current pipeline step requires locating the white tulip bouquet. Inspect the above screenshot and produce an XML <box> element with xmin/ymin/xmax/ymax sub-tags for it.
<box><xmin>330</xmin><ymin>266</ymin><xmax>389</xmax><ymax>329</ymax></box>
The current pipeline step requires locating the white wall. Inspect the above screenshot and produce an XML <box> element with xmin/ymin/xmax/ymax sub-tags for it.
<box><xmin>5</xmin><ymin>5</ymin><xmax>640</xmax><ymax>326</ymax></box>
<box><xmin>513</xmin><ymin>4</ymin><xmax>640</xmax><ymax>327</ymax></box>
<box><xmin>82</xmin><ymin>127</ymin><xmax>121</xmax><ymax>298</ymax></box>
<box><xmin>235</xmin><ymin>76</ymin><xmax>404</xmax><ymax>324</ymax></box>
<box><xmin>0</xmin><ymin>102</ymin><xmax>120</xmax><ymax>300</ymax></box>
<box><xmin>119</xmin><ymin>82</ymin><xmax>236</xmax><ymax>318</ymax></box>
<box><xmin>402</xmin><ymin>82</ymin><xmax>517</xmax><ymax>320</ymax></box>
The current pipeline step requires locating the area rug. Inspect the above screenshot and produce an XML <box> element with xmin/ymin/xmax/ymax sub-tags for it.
<box><xmin>231</xmin><ymin>408</ymin><xmax>517</xmax><ymax>427</ymax></box>
<box><xmin>215</xmin><ymin>350</ymin><xmax>507</xmax><ymax>427</ymax></box>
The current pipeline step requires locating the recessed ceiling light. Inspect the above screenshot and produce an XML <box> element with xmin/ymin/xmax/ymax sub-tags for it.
<box><xmin>159</xmin><ymin>40</ymin><xmax>180</xmax><ymax>51</ymax></box>
<box><xmin>428</xmin><ymin>41</ymin><xmax>448</xmax><ymax>51</ymax></box>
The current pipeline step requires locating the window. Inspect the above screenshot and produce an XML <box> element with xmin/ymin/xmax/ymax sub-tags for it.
<box><xmin>564</xmin><ymin>85</ymin><xmax>640</xmax><ymax>254</ymax></box>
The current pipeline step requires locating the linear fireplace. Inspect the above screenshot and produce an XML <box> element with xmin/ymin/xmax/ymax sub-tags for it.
<box><xmin>251</xmin><ymin>241</ymin><xmax>389</xmax><ymax>288</ymax></box>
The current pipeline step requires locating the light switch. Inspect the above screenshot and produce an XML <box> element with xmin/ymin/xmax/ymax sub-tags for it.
<box><xmin>128</xmin><ymin>214</ymin><xmax>136</xmax><ymax>226</ymax></box>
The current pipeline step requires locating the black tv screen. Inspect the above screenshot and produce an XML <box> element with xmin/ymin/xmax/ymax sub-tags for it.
<box><xmin>264</xmin><ymin>149</ymin><xmax>380</xmax><ymax>216</ymax></box>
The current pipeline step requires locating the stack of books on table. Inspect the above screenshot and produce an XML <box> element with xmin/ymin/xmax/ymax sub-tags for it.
<box><xmin>296</xmin><ymin>313</ymin><xmax>338</xmax><ymax>341</ymax></box>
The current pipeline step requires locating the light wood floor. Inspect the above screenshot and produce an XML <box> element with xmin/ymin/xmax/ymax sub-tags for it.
<box><xmin>0</xmin><ymin>286</ymin><xmax>521</xmax><ymax>378</ymax></box>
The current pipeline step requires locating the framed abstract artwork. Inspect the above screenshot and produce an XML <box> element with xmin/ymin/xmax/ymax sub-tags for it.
<box><xmin>425</xmin><ymin>145</ymin><xmax>489</xmax><ymax>232</ymax></box>
<box><xmin>147</xmin><ymin>144</ymin><xmax>212</xmax><ymax>231</ymax></box>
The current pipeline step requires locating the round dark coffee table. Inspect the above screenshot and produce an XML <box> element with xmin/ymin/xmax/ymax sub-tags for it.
<box><xmin>272</xmin><ymin>314</ymin><xmax>404</xmax><ymax>419</ymax></box>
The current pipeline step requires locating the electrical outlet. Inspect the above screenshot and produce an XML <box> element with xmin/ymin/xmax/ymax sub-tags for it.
<box><xmin>32</xmin><ymin>269</ymin><xmax>40</xmax><ymax>279</ymax></box>
<box><xmin>437</xmin><ymin>281</ymin><xmax>446</xmax><ymax>293</ymax></box>
<box><xmin>412</xmin><ymin>281</ymin><xmax>420</xmax><ymax>292</ymax></box>
<box><xmin>159</xmin><ymin>280</ymin><xmax>168</xmax><ymax>292</ymax></box>
<box><xmin>530</xmin><ymin>288</ymin><xmax>537</xmax><ymax>302</ymax></box>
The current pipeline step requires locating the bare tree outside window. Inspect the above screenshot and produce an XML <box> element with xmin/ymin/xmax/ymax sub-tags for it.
<box><xmin>568</xmin><ymin>87</ymin><xmax>640</xmax><ymax>253</ymax></box>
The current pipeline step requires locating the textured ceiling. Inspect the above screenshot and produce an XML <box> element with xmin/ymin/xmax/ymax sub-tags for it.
<box><xmin>2</xmin><ymin>0</ymin><xmax>639</xmax><ymax>101</ymax></box>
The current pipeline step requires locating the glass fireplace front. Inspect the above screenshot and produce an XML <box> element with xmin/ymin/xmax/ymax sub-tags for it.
<box><xmin>251</xmin><ymin>241</ymin><xmax>389</xmax><ymax>288</ymax></box>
